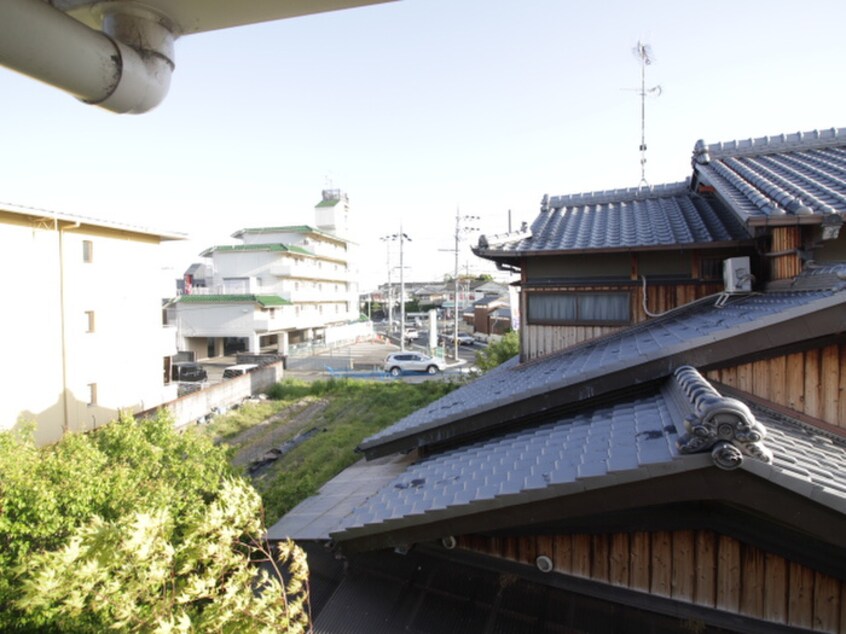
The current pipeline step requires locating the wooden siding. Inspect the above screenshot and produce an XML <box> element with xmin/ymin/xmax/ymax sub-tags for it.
<box><xmin>770</xmin><ymin>226</ymin><xmax>803</xmax><ymax>281</ymax></box>
<box><xmin>522</xmin><ymin>283</ymin><xmax>723</xmax><ymax>361</ymax></box>
<box><xmin>705</xmin><ymin>343</ymin><xmax>846</xmax><ymax>432</ymax></box>
<box><xmin>458</xmin><ymin>531</ymin><xmax>844</xmax><ymax>632</ymax></box>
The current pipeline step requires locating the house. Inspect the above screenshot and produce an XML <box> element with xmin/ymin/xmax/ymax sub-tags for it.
<box><xmin>0</xmin><ymin>204</ymin><xmax>184</xmax><ymax>446</ymax></box>
<box><xmin>171</xmin><ymin>190</ymin><xmax>363</xmax><ymax>359</ymax></box>
<box><xmin>270</xmin><ymin>128</ymin><xmax>846</xmax><ymax>633</ymax></box>
<box><xmin>475</xmin><ymin>128</ymin><xmax>846</xmax><ymax>362</ymax></box>
<box><xmin>472</xmin><ymin>295</ymin><xmax>509</xmax><ymax>336</ymax></box>
<box><xmin>475</xmin><ymin>182</ymin><xmax>754</xmax><ymax>361</ymax></box>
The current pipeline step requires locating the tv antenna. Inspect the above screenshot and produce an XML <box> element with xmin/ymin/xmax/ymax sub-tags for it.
<box><xmin>631</xmin><ymin>41</ymin><xmax>662</xmax><ymax>189</ymax></box>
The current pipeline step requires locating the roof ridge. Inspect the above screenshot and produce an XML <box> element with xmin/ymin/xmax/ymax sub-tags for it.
<box><xmin>544</xmin><ymin>181</ymin><xmax>690</xmax><ymax>210</ymax></box>
<box><xmin>672</xmin><ymin>366</ymin><xmax>773</xmax><ymax>469</ymax></box>
<box><xmin>698</xmin><ymin>127</ymin><xmax>846</xmax><ymax>160</ymax></box>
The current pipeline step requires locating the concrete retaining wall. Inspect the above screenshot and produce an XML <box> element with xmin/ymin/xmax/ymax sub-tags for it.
<box><xmin>141</xmin><ymin>361</ymin><xmax>284</xmax><ymax>429</ymax></box>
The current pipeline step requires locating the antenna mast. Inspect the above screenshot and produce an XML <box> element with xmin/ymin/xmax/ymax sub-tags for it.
<box><xmin>633</xmin><ymin>41</ymin><xmax>661</xmax><ymax>189</ymax></box>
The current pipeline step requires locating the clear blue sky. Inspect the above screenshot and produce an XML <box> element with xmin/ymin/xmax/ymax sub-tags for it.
<box><xmin>1</xmin><ymin>0</ymin><xmax>845</xmax><ymax>292</ymax></box>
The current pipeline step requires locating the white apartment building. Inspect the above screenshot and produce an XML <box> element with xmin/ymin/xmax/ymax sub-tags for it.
<box><xmin>0</xmin><ymin>204</ymin><xmax>183</xmax><ymax>446</ymax></box>
<box><xmin>173</xmin><ymin>190</ymin><xmax>361</xmax><ymax>359</ymax></box>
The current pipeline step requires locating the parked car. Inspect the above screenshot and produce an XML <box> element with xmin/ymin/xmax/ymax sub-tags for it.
<box><xmin>383</xmin><ymin>352</ymin><xmax>446</xmax><ymax>376</ymax></box>
<box><xmin>171</xmin><ymin>361</ymin><xmax>207</xmax><ymax>383</ymax></box>
<box><xmin>441</xmin><ymin>332</ymin><xmax>476</xmax><ymax>346</ymax></box>
<box><xmin>222</xmin><ymin>363</ymin><xmax>258</xmax><ymax>379</ymax></box>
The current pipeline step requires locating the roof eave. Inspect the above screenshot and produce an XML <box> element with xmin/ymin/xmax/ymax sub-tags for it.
<box><xmin>333</xmin><ymin>468</ymin><xmax>846</xmax><ymax>563</ymax></box>
<box><xmin>477</xmin><ymin>239</ymin><xmax>754</xmax><ymax>260</ymax></box>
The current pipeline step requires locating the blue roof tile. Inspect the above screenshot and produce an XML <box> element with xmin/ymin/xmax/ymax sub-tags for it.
<box><xmin>475</xmin><ymin>182</ymin><xmax>750</xmax><ymax>258</ymax></box>
<box><xmin>693</xmin><ymin>128</ymin><xmax>846</xmax><ymax>223</ymax></box>
<box><xmin>337</xmin><ymin>392</ymin><xmax>682</xmax><ymax>537</ymax></box>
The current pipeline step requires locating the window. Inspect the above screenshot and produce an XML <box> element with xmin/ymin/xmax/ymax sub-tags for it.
<box><xmin>85</xmin><ymin>310</ymin><xmax>95</xmax><ymax>332</ymax></box>
<box><xmin>82</xmin><ymin>240</ymin><xmax>93</xmax><ymax>263</ymax></box>
<box><xmin>527</xmin><ymin>292</ymin><xmax>630</xmax><ymax>325</ymax></box>
<box><xmin>88</xmin><ymin>383</ymin><xmax>98</xmax><ymax>406</ymax></box>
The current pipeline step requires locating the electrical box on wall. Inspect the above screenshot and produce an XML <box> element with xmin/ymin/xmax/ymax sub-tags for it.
<box><xmin>723</xmin><ymin>256</ymin><xmax>752</xmax><ymax>293</ymax></box>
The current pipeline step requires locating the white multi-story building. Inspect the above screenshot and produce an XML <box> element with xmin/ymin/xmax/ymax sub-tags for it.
<box><xmin>173</xmin><ymin>190</ymin><xmax>361</xmax><ymax>359</ymax></box>
<box><xmin>0</xmin><ymin>204</ymin><xmax>183</xmax><ymax>445</ymax></box>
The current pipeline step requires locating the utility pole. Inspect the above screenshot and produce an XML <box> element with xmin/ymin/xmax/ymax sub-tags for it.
<box><xmin>384</xmin><ymin>230</ymin><xmax>412</xmax><ymax>350</ymax></box>
<box><xmin>380</xmin><ymin>234</ymin><xmax>395</xmax><ymax>332</ymax></box>
<box><xmin>398</xmin><ymin>227</ymin><xmax>411</xmax><ymax>351</ymax></box>
<box><xmin>441</xmin><ymin>209</ymin><xmax>479</xmax><ymax>360</ymax></box>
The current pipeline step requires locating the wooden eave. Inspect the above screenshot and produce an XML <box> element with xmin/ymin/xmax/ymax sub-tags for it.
<box><xmin>413</xmin><ymin>543</ymin><xmax>817</xmax><ymax>634</ymax></box>
<box><xmin>334</xmin><ymin>469</ymin><xmax>846</xmax><ymax>577</ymax></box>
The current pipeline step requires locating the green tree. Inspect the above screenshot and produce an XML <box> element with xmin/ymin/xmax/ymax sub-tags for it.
<box><xmin>474</xmin><ymin>330</ymin><xmax>519</xmax><ymax>372</ymax></box>
<box><xmin>0</xmin><ymin>413</ymin><xmax>309</xmax><ymax>633</ymax></box>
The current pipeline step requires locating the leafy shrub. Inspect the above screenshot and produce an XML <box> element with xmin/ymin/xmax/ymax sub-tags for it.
<box><xmin>475</xmin><ymin>330</ymin><xmax>519</xmax><ymax>372</ymax></box>
<box><xmin>0</xmin><ymin>413</ymin><xmax>309</xmax><ymax>633</ymax></box>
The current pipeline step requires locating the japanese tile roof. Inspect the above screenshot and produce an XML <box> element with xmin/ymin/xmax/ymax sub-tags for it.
<box><xmin>176</xmin><ymin>294</ymin><xmax>290</xmax><ymax>306</ymax></box>
<box><xmin>270</xmin><ymin>366</ymin><xmax>846</xmax><ymax>544</ymax></box>
<box><xmin>199</xmin><ymin>243</ymin><xmax>313</xmax><ymax>257</ymax></box>
<box><xmin>330</xmin><ymin>376</ymin><xmax>846</xmax><ymax>543</ymax></box>
<box><xmin>692</xmin><ymin>127</ymin><xmax>846</xmax><ymax>224</ymax></box>
<box><xmin>474</xmin><ymin>182</ymin><xmax>750</xmax><ymax>259</ymax></box>
<box><xmin>359</xmin><ymin>275</ymin><xmax>846</xmax><ymax>457</ymax></box>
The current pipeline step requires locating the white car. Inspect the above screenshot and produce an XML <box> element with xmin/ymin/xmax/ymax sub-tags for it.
<box><xmin>384</xmin><ymin>352</ymin><xmax>446</xmax><ymax>376</ymax></box>
<box><xmin>403</xmin><ymin>328</ymin><xmax>420</xmax><ymax>342</ymax></box>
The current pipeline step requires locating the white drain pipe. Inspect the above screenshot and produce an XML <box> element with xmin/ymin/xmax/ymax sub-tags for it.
<box><xmin>0</xmin><ymin>0</ymin><xmax>175</xmax><ymax>114</ymax></box>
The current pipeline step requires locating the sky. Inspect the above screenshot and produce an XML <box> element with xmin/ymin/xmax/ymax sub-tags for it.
<box><xmin>1</xmin><ymin>0</ymin><xmax>845</xmax><ymax>293</ymax></box>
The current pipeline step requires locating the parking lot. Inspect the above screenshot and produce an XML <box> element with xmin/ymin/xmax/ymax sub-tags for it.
<box><xmin>190</xmin><ymin>335</ymin><xmax>480</xmax><ymax>386</ymax></box>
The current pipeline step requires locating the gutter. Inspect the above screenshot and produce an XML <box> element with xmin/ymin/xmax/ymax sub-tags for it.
<box><xmin>0</xmin><ymin>0</ymin><xmax>175</xmax><ymax>113</ymax></box>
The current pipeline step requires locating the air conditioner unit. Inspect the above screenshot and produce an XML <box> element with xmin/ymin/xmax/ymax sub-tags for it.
<box><xmin>723</xmin><ymin>256</ymin><xmax>752</xmax><ymax>293</ymax></box>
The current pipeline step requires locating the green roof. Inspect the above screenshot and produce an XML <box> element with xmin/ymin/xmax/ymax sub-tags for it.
<box><xmin>232</xmin><ymin>225</ymin><xmax>316</xmax><ymax>236</ymax></box>
<box><xmin>315</xmin><ymin>199</ymin><xmax>339</xmax><ymax>208</ymax></box>
<box><xmin>178</xmin><ymin>294</ymin><xmax>291</xmax><ymax>307</ymax></box>
<box><xmin>200</xmin><ymin>243</ymin><xmax>313</xmax><ymax>257</ymax></box>
<box><xmin>230</xmin><ymin>225</ymin><xmax>345</xmax><ymax>243</ymax></box>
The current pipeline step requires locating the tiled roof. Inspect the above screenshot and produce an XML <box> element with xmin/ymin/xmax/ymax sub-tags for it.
<box><xmin>318</xmin><ymin>369</ymin><xmax>846</xmax><ymax>543</ymax></box>
<box><xmin>200</xmin><ymin>243</ymin><xmax>313</xmax><ymax>257</ymax></box>
<box><xmin>475</xmin><ymin>182</ymin><xmax>750</xmax><ymax>258</ymax></box>
<box><xmin>339</xmin><ymin>391</ymin><xmax>689</xmax><ymax>537</ymax></box>
<box><xmin>693</xmin><ymin>127</ymin><xmax>846</xmax><ymax>223</ymax></box>
<box><xmin>177</xmin><ymin>294</ymin><xmax>290</xmax><ymax>307</ymax></box>
<box><xmin>360</xmin><ymin>282</ymin><xmax>846</xmax><ymax>456</ymax></box>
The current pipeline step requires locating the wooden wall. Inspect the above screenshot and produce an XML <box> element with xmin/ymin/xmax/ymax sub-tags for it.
<box><xmin>522</xmin><ymin>283</ymin><xmax>723</xmax><ymax>361</ymax></box>
<box><xmin>705</xmin><ymin>343</ymin><xmax>846</xmax><ymax>432</ymax></box>
<box><xmin>458</xmin><ymin>530</ymin><xmax>845</xmax><ymax>632</ymax></box>
<box><xmin>769</xmin><ymin>226</ymin><xmax>803</xmax><ymax>281</ymax></box>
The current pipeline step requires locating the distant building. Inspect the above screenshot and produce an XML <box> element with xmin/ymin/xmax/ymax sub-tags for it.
<box><xmin>171</xmin><ymin>190</ymin><xmax>362</xmax><ymax>359</ymax></box>
<box><xmin>0</xmin><ymin>204</ymin><xmax>183</xmax><ymax>445</ymax></box>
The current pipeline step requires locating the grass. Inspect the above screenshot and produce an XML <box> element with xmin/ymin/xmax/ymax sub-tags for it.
<box><xmin>201</xmin><ymin>400</ymin><xmax>289</xmax><ymax>441</ymax></box>
<box><xmin>203</xmin><ymin>378</ymin><xmax>458</xmax><ymax>525</ymax></box>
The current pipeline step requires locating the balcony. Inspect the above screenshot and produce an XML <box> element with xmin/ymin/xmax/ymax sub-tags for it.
<box><xmin>270</xmin><ymin>261</ymin><xmax>349</xmax><ymax>282</ymax></box>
